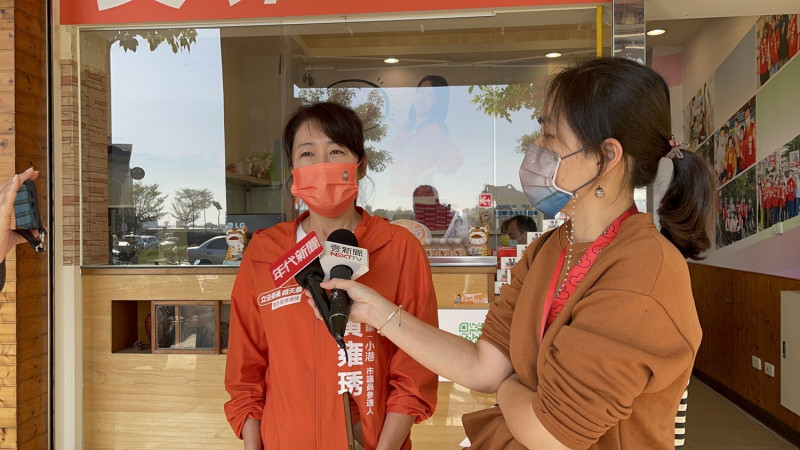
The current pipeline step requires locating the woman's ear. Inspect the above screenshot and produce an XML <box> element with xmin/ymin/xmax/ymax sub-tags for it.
<box><xmin>601</xmin><ymin>138</ymin><xmax>624</xmax><ymax>173</ymax></box>
<box><xmin>358</xmin><ymin>159</ymin><xmax>368</xmax><ymax>179</ymax></box>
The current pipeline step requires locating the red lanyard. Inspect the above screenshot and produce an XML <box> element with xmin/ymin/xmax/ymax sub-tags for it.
<box><xmin>540</xmin><ymin>205</ymin><xmax>638</xmax><ymax>340</ymax></box>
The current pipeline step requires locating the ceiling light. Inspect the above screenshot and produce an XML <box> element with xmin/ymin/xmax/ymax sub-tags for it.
<box><xmin>384</xmin><ymin>57</ymin><xmax>399</xmax><ymax>64</ymax></box>
<box><xmin>647</xmin><ymin>29</ymin><xmax>666</xmax><ymax>36</ymax></box>
<box><xmin>545</xmin><ymin>52</ymin><xmax>562</xmax><ymax>58</ymax></box>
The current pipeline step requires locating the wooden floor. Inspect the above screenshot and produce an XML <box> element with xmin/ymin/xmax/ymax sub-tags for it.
<box><xmin>411</xmin><ymin>382</ymin><xmax>496</xmax><ymax>449</ymax></box>
<box><xmin>410</xmin><ymin>378</ymin><xmax>798</xmax><ymax>449</ymax></box>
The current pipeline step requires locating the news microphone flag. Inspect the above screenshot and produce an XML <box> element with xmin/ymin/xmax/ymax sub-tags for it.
<box><xmin>320</xmin><ymin>241</ymin><xmax>369</xmax><ymax>281</ymax></box>
<box><xmin>270</xmin><ymin>231</ymin><xmax>323</xmax><ymax>287</ymax></box>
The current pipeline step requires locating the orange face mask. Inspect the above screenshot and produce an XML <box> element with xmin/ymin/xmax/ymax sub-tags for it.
<box><xmin>291</xmin><ymin>162</ymin><xmax>360</xmax><ymax>218</ymax></box>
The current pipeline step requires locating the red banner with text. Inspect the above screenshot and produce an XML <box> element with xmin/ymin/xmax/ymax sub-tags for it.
<box><xmin>60</xmin><ymin>0</ymin><xmax>601</xmax><ymax>25</ymax></box>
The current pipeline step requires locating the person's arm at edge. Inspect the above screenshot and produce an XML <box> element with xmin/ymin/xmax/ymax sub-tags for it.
<box><xmin>496</xmin><ymin>374</ymin><xmax>570</xmax><ymax>449</ymax></box>
<box><xmin>376</xmin><ymin>412</ymin><xmax>415</xmax><ymax>450</ymax></box>
<box><xmin>1</xmin><ymin>168</ymin><xmax>40</xmax><ymax>260</ymax></box>
<box><xmin>377</xmin><ymin>236</ymin><xmax>436</xmax><ymax>449</ymax></box>
<box><xmin>318</xmin><ymin>278</ymin><xmax>512</xmax><ymax>393</ymax></box>
<box><xmin>242</xmin><ymin>417</ymin><xmax>263</xmax><ymax>450</ymax></box>
<box><xmin>224</xmin><ymin>254</ymin><xmax>268</xmax><ymax>446</ymax></box>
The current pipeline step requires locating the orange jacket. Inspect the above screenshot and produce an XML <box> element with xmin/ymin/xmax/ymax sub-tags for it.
<box><xmin>224</xmin><ymin>209</ymin><xmax>438</xmax><ymax>449</ymax></box>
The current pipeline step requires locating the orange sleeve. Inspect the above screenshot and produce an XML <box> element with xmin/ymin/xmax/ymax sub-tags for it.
<box><xmin>480</xmin><ymin>230</ymin><xmax>554</xmax><ymax>357</ymax></box>
<box><xmin>224</xmin><ymin>253</ymin><xmax>270</xmax><ymax>438</ymax></box>
<box><xmin>384</xmin><ymin>232</ymin><xmax>439</xmax><ymax>423</ymax></box>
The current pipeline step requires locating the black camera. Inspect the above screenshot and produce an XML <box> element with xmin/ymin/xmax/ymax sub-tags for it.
<box><xmin>14</xmin><ymin>179</ymin><xmax>42</xmax><ymax>230</ymax></box>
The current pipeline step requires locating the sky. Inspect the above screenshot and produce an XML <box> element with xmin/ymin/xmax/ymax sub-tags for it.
<box><xmin>110</xmin><ymin>28</ymin><xmax>544</xmax><ymax>228</ymax></box>
<box><xmin>111</xmin><ymin>29</ymin><xmax>226</xmax><ymax>227</ymax></box>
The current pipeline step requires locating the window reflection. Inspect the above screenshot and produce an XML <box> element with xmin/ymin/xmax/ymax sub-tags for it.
<box><xmin>81</xmin><ymin>12</ymin><xmax>619</xmax><ymax>265</ymax></box>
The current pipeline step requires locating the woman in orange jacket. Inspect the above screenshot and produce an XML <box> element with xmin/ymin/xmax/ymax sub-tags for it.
<box><xmin>224</xmin><ymin>102</ymin><xmax>438</xmax><ymax>449</ymax></box>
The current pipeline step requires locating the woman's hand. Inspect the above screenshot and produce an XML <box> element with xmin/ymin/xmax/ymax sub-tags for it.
<box><xmin>0</xmin><ymin>168</ymin><xmax>40</xmax><ymax>260</ymax></box>
<box><xmin>304</xmin><ymin>278</ymin><xmax>396</xmax><ymax>329</ymax></box>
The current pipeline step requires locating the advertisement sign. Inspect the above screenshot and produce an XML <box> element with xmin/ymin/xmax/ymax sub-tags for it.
<box><xmin>478</xmin><ymin>192</ymin><xmax>493</xmax><ymax>208</ymax></box>
<box><xmin>61</xmin><ymin>0</ymin><xmax>601</xmax><ymax>25</ymax></box>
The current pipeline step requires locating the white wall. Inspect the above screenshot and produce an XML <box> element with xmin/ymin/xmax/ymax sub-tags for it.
<box><xmin>682</xmin><ymin>16</ymin><xmax>757</xmax><ymax>108</ymax></box>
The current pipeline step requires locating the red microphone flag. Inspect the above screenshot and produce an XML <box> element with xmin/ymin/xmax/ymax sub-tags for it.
<box><xmin>269</xmin><ymin>231</ymin><xmax>323</xmax><ymax>287</ymax></box>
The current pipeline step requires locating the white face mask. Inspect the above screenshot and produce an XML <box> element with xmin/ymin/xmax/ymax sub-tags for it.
<box><xmin>518</xmin><ymin>143</ymin><xmax>593</xmax><ymax>217</ymax></box>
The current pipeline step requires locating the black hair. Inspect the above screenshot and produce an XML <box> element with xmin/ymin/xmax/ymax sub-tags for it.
<box><xmin>545</xmin><ymin>57</ymin><xmax>717</xmax><ymax>259</ymax></box>
<box><xmin>503</xmin><ymin>214</ymin><xmax>537</xmax><ymax>233</ymax></box>
<box><xmin>282</xmin><ymin>101</ymin><xmax>366</xmax><ymax>169</ymax></box>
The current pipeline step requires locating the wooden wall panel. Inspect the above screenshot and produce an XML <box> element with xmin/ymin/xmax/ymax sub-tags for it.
<box><xmin>689</xmin><ymin>263</ymin><xmax>800</xmax><ymax>441</ymax></box>
<box><xmin>0</xmin><ymin>1</ymin><xmax>49</xmax><ymax>449</ymax></box>
<box><xmin>0</xmin><ymin>427</ymin><xmax>18</xmax><ymax>449</ymax></box>
<box><xmin>83</xmin><ymin>273</ymin><xmax>241</xmax><ymax>449</ymax></box>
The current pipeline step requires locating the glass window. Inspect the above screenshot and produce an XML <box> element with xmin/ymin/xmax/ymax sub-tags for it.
<box><xmin>80</xmin><ymin>10</ymin><xmax>611</xmax><ymax>265</ymax></box>
<box><xmin>152</xmin><ymin>302</ymin><xmax>220</xmax><ymax>353</ymax></box>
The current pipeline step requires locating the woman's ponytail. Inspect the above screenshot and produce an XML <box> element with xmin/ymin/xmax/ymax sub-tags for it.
<box><xmin>657</xmin><ymin>149</ymin><xmax>718</xmax><ymax>259</ymax></box>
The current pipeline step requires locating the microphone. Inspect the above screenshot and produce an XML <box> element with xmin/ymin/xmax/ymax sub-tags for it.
<box><xmin>321</xmin><ymin>229</ymin><xmax>370</xmax><ymax>342</ymax></box>
<box><xmin>294</xmin><ymin>258</ymin><xmax>334</xmax><ymax>338</ymax></box>
<box><xmin>269</xmin><ymin>232</ymin><xmax>343</xmax><ymax>350</ymax></box>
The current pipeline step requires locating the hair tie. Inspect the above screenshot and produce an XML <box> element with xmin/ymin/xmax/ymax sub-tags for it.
<box><xmin>666</xmin><ymin>136</ymin><xmax>686</xmax><ymax>160</ymax></box>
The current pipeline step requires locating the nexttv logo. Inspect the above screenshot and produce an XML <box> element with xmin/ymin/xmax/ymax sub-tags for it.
<box><xmin>97</xmin><ymin>0</ymin><xmax>279</xmax><ymax>11</ymax></box>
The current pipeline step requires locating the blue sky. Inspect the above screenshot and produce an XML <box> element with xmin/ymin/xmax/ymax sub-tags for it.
<box><xmin>111</xmin><ymin>29</ymin><xmax>226</xmax><ymax>227</ymax></box>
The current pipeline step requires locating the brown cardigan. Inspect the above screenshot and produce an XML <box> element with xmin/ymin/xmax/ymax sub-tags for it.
<box><xmin>465</xmin><ymin>213</ymin><xmax>701</xmax><ymax>449</ymax></box>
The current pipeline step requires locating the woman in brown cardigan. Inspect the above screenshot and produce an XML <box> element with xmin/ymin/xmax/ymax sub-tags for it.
<box><xmin>320</xmin><ymin>57</ymin><xmax>717</xmax><ymax>449</ymax></box>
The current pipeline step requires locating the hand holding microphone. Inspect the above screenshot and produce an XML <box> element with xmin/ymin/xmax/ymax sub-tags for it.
<box><xmin>320</xmin><ymin>229</ymin><xmax>369</xmax><ymax>341</ymax></box>
<box><xmin>269</xmin><ymin>229</ymin><xmax>371</xmax><ymax>354</ymax></box>
<box><xmin>316</xmin><ymin>277</ymin><xmax>394</xmax><ymax>328</ymax></box>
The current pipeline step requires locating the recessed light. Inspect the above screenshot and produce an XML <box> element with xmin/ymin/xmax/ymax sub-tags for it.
<box><xmin>545</xmin><ymin>52</ymin><xmax>562</xmax><ymax>58</ymax></box>
<box><xmin>384</xmin><ymin>57</ymin><xmax>399</xmax><ymax>64</ymax></box>
<box><xmin>647</xmin><ymin>29</ymin><xmax>666</xmax><ymax>36</ymax></box>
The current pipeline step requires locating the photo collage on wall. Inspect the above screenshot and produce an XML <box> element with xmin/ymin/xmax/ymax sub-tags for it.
<box><xmin>711</xmin><ymin>98</ymin><xmax>758</xmax><ymax>249</ymax></box>
<box><xmin>717</xmin><ymin>166</ymin><xmax>757</xmax><ymax>249</ymax></box>
<box><xmin>688</xmin><ymin>14</ymin><xmax>800</xmax><ymax>250</ymax></box>
<box><xmin>714</xmin><ymin>97</ymin><xmax>757</xmax><ymax>188</ymax></box>
<box><xmin>683</xmin><ymin>78</ymin><xmax>714</xmax><ymax>151</ymax></box>
<box><xmin>757</xmin><ymin>14</ymin><xmax>799</xmax><ymax>87</ymax></box>
<box><xmin>756</xmin><ymin>135</ymin><xmax>800</xmax><ymax>233</ymax></box>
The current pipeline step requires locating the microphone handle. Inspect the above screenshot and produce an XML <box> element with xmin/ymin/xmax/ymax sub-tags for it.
<box><xmin>329</xmin><ymin>288</ymin><xmax>351</xmax><ymax>341</ymax></box>
<box><xmin>304</xmin><ymin>273</ymin><xmax>333</xmax><ymax>335</ymax></box>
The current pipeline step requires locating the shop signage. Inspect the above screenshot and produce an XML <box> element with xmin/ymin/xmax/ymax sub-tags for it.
<box><xmin>61</xmin><ymin>0</ymin><xmax>601</xmax><ymax>25</ymax></box>
<box><xmin>478</xmin><ymin>192</ymin><xmax>493</xmax><ymax>208</ymax></box>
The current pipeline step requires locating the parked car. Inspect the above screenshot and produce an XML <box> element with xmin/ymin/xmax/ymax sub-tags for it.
<box><xmin>186</xmin><ymin>236</ymin><xmax>228</xmax><ymax>265</ymax></box>
<box><xmin>159</xmin><ymin>236</ymin><xmax>180</xmax><ymax>248</ymax></box>
<box><xmin>123</xmin><ymin>234</ymin><xmax>159</xmax><ymax>251</ymax></box>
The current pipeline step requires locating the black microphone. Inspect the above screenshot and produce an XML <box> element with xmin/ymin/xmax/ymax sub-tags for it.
<box><xmin>325</xmin><ymin>229</ymin><xmax>360</xmax><ymax>342</ymax></box>
<box><xmin>294</xmin><ymin>258</ymin><xmax>337</xmax><ymax>342</ymax></box>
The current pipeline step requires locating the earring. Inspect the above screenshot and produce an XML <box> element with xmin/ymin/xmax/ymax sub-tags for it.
<box><xmin>594</xmin><ymin>186</ymin><xmax>605</xmax><ymax>198</ymax></box>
